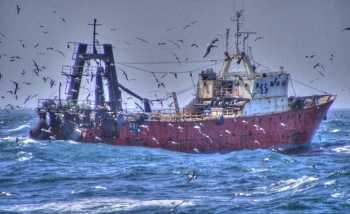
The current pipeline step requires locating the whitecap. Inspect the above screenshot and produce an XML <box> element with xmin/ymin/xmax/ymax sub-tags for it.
<box><xmin>193</xmin><ymin>148</ymin><xmax>200</xmax><ymax>153</ymax></box>
<box><xmin>16</xmin><ymin>151</ymin><xmax>33</xmax><ymax>162</ymax></box>
<box><xmin>324</xmin><ymin>180</ymin><xmax>336</xmax><ymax>186</ymax></box>
<box><xmin>5</xmin><ymin>124</ymin><xmax>30</xmax><ymax>133</ymax></box>
<box><xmin>263</xmin><ymin>157</ymin><xmax>270</xmax><ymax>161</ymax></box>
<box><xmin>0</xmin><ymin>192</ymin><xmax>11</xmax><ymax>197</ymax></box>
<box><xmin>332</xmin><ymin>145</ymin><xmax>350</xmax><ymax>154</ymax></box>
<box><xmin>21</xmin><ymin>138</ymin><xmax>39</xmax><ymax>144</ymax></box>
<box><xmin>270</xmin><ymin>176</ymin><xmax>318</xmax><ymax>193</ymax></box>
<box><xmin>233</xmin><ymin>192</ymin><xmax>251</xmax><ymax>197</ymax></box>
<box><xmin>0</xmin><ymin>197</ymin><xmax>195</xmax><ymax>212</ymax></box>
<box><xmin>330</xmin><ymin>128</ymin><xmax>340</xmax><ymax>133</ymax></box>
<box><xmin>331</xmin><ymin>192</ymin><xmax>343</xmax><ymax>198</ymax></box>
<box><xmin>94</xmin><ymin>185</ymin><xmax>107</xmax><ymax>190</ymax></box>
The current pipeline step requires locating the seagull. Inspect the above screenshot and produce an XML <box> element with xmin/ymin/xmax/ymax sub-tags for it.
<box><xmin>254</xmin><ymin>36</ymin><xmax>263</xmax><ymax>42</ymax></box>
<box><xmin>342</xmin><ymin>27</ymin><xmax>350</xmax><ymax>32</ymax></box>
<box><xmin>32</xmin><ymin>59</ymin><xmax>41</xmax><ymax>75</ymax></box>
<box><xmin>173</xmin><ymin>53</ymin><xmax>181</xmax><ymax>64</ymax></box>
<box><xmin>313</xmin><ymin>63</ymin><xmax>321</xmax><ymax>69</ymax></box>
<box><xmin>158</xmin><ymin>42</ymin><xmax>167</xmax><ymax>46</ymax></box>
<box><xmin>34</xmin><ymin>43</ymin><xmax>39</xmax><ymax>48</ymax></box>
<box><xmin>187</xmin><ymin>170</ymin><xmax>198</xmax><ymax>183</ymax></box>
<box><xmin>183</xmin><ymin>20</ymin><xmax>198</xmax><ymax>30</ymax></box>
<box><xmin>136</xmin><ymin>37</ymin><xmax>150</xmax><ymax>44</ymax></box>
<box><xmin>23</xmin><ymin>81</ymin><xmax>31</xmax><ymax>85</ymax></box>
<box><xmin>313</xmin><ymin>63</ymin><xmax>327</xmax><ymax>76</ymax></box>
<box><xmin>168</xmin><ymin>40</ymin><xmax>181</xmax><ymax>48</ymax></box>
<box><xmin>166</xmin><ymin>27</ymin><xmax>176</xmax><ymax>32</ymax></box>
<box><xmin>190</xmin><ymin>43</ymin><xmax>199</xmax><ymax>48</ymax></box>
<box><xmin>16</xmin><ymin>4</ymin><xmax>21</xmax><ymax>15</ymax></box>
<box><xmin>54</xmin><ymin>49</ymin><xmax>65</xmax><ymax>57</ymax></box>
<box><xmin>329</xmin><ymin>54</ymin><xmax>335</xmax><ymax>61</ymax></box>
<box><xmin>0</xmin><ymin>72</ymin><xmax>2</xmax><ymax>80</ymax></box>
<box><xmin>305</xmin><ymin>55</ymin><xmax>316</xmax><ymax>59</ymax></box>
<box><xmin>24</xmin><ymin>95</ymin><xmax>32</xmax><ymax>104</ymax></box>
<box><xmin>49</xmin><ymin>79</ymin><xmax>55</xmax><ymax>88</ymax></box>
<box><xmin>119</xmin><ymin>68</ymin><xmax>129</xmax><ymax>80</ymax></box>
<box><xmin>59</xmin><ymin>17</ymin><xmax>66</xmax><ymax>23</ymax></box>
<box><xmin>177</xmin><ymin>39</ymin><xmax>184</xmax><ymax>44</ymax></box>
<box><xmin>11</xmin><ymin>80</ymin><xmax>19</xmax><ymax>95</ymax></box>
<box><xmin>203</xmin><ymin>38</ymin><xmax>219</xmax><ymax>58</ymax></box>
<box><xmin>21</xmin><ymin>70</ymin><xmax>26</xmax><ymax>75</ymax></box>
<box><xmin>172</xmin><ymin>72</ymin><xmax>178</xmax><ymax>79</ymax></box>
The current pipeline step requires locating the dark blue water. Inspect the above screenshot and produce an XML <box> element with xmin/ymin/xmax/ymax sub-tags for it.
<box><xmin>0</xmin><ymin>109</ymin><xmax>349</xmax><ymax>213</ymax></box>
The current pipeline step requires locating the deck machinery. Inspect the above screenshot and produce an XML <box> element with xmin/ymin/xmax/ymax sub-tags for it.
<box><xmin>30</xmin><ymin>19</ymin><xmax>151</xmax><ymax>141</ymax></box>
<box><xmin>30</xmin><ymin>13</ymin><xmax>335</xmax><ymax>153</ymax></box>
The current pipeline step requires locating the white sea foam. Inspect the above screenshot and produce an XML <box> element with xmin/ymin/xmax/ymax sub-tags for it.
<box><xmin>5</xmin><ymin>124</ymin><xmax>30</xmax><ymax>133</ymax></box>
<box><xmin>0</xmin><ymin>192</ymin><xmax>11</xmax><ymax>197</ymax></box>
<box><xmin>0</xmin><ymin>197</ymin><xmax>195</xmax><ymax>213</ymax></box>
<box><xmin>332</xmin><ymin>145</ymin><xmax>350</xmax><ymax>154</ymax></box>
<box><xmin>324</xmin><ymin>180</ymin><xmax>336</xmax><ymax>186</ymax></box>
<box><xmin>270</xmin><ymin>176</ymin><xmax>319</xmax><ymax>193</ymax></box>
<box><xmin>21</xmin><ymin>138</ymin><xmax>39</xmax><ymax>144</ymax></box>
<box><xmin>16</xmin><ymin>151</ymin><xmax>33</xmax><ymax>162</ymax></box>
<box><xmin>331</xmin><ymin>192</ymin><xmax>343</xmax><ymax>198</ymax></box>
<box><xmin>94</xmin><ymin>185</ymin><xmax>107</xmax><ymax>190</ymax></box>
<box><xmin>330</xmin><ymin>128</ymin><xmax>340</xmax><ymax>133</ymax></box>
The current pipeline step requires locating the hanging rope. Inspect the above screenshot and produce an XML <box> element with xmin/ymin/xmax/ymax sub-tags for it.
<box><xmin>116</xmin><ymin>59</ymin><xmax>223</xmax><ymax>65</ymax></box>
<box><xmin>118</xmin><ymin>62</ymin><xmax>220</xmax><ymax>74</ymax></box>
<box><xmin>290</xmin><ymin>78</ymin><xmax>297</xmax><ymax>96</ymax></box>
<box><xmin>291</xmin><ymin>78</ymin><xmax>330</xmax><ymax>94</ymax></box>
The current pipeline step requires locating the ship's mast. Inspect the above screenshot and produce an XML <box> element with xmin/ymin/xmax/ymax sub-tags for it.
<box><xmin>88</xmin><ymin>18</ymin><xmax>101</xmax><ymax>55</ymax></box>
<box><xmin>234</xmin><ymin>11</ymin><xmax>242</xmax><ymax>54</ymax></box>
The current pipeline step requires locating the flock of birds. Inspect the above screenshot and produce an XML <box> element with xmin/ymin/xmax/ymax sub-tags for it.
<box><xmin>1</xmin><ymin>3</ymin><xmax>235</xmax><ymax>112</ymax></box>
<box><xmin>0</xmin><ymin>4</ymin><xmax>72</xmax><ymax>112</ymax></box>
<box><xmin>1</xmin><ymin>2</ymin><xmax>350</xmax><ymax>112</ymax></box>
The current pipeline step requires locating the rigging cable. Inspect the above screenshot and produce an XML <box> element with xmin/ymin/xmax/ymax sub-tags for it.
<box><xmin>118</xmin><ymin>61</ymin><xmax>221</xmax><ymax>74</ymax></box>
<box><xmin>116</xmin><ymin>59</ymin><xmax>224</xmax><ymax>65</ymax></box>
<box><xmin>291</xmin><ymin>78</ymin><xmax>330</xmax><ymax>95</ymax></box>
<box><xmin>290</xmin><ymin>78</ymin><xmax>297</xmax><ymax>96</ymax></box>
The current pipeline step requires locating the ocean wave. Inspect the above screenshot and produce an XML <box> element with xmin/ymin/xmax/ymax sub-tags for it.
<box><xmin>0</xmin><ymin>197</ymin><xmax>195</xmax><ymax>213</ymax></box>
<box><xmin>16</xmin><ymin>151</ymin><xmax>33</xmax><ymax>162</ymax></box>
<box><xmin>3</xmin><ymin>124</ymin><xmax>30</xmax><ymax>133</ymax></box>
<box><xmin>332</xmin><ymin>145</ymin><xmax>350</xmax><ymax>154</ymax></box>
<box><xmin>0</xmin><ymin>192</ymin><xmax>12</xmax><ymax>197</ymax></box>
<box><xmin>269</xmin><ymin>176</ymin><xmax>319</xmax><ymax>193</ymax></box>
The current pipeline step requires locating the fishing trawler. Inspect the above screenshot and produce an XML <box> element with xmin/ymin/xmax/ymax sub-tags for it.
<box><xmin>30</xmin><ymin>12</ymin><xmax>335</xmax><ymax>153</ymax></box>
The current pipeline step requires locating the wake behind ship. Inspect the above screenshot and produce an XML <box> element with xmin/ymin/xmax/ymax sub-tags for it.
<box><xmin>30</xmin><ymin>12</ymin><xmax>335</xmax><ymax>153</ymax></box>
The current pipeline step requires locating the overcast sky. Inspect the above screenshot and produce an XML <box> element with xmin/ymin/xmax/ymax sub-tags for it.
<box><xmin>0</xmin><ymin>0</ymin><xmax>349</xmax><ymax>109</ymax></box>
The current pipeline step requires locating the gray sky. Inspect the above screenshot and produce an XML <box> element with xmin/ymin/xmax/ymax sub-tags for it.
<box><xmin>0</xmin><ymin>0</ymin><xmax>350</xmax><ymax>109</ymax></box>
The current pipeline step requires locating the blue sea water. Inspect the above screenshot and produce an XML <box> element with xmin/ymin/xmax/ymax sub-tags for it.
<box><xmin>0</xmin><ymin>109</ymin><xmax>349</xmax><ymax>214</ymax></box>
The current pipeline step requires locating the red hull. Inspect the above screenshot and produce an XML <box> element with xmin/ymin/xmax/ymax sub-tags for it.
<box><xmin>80</xmin><ymin>96</ymin><xmax>334</xmax><ymax>153</ymax></box>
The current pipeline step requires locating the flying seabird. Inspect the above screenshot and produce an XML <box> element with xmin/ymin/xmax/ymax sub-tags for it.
<box><xmin>203</xmin><ymin>38</ymin><xmax>219</xmax><ymax>58</ymax></box>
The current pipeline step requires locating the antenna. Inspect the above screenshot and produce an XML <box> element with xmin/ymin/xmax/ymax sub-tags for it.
<box><xmin>88</xmin><ymin>18</ymin><xmax>102</xmax><ymax>54</ymax></box>
<box><xmin>234</xmin><ymin>10</ymin><xmax>243</xmax><ymax>54</ymax></box>
<box><xmin>225</xmin><ymin>28</ymin><xmax>230</xmax><ymax>53</ymax></box>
